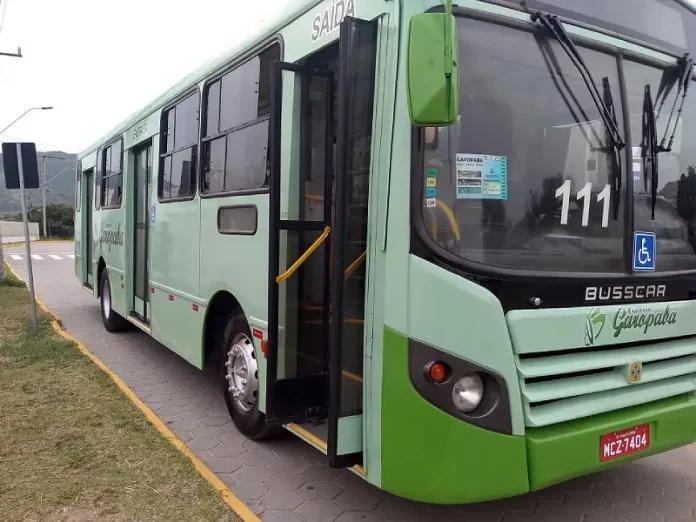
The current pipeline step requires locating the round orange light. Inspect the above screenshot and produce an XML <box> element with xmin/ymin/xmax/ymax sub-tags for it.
<box><xmin>428</xmin><ymin>362</ymin><xmax>447</xmax><ymax>383</ymax></box>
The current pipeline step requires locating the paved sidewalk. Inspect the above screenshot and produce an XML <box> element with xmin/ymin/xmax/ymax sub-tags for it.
<box><xmin>6</xmin><ymin>241</ymin><xmax>696</xmax><ymax>522</ymax></box>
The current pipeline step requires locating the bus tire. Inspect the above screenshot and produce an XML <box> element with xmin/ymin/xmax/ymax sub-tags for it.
<box><xmin>99</xmin><ymin>270</ymin><xmax>128</xmax><ymax>333</ymax></box>
<box><xmin>221</xmin><ymin>310</ymin><xmax>278</xmax><ymax>440</ymax></box>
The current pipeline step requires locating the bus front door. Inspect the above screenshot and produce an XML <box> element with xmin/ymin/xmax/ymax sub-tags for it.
<box><xmin>266</xmin><ymin>58</ymin><xmax>334</xmax><ymax>425</ymax></box>
<box><xmin>266</xmin><ymin>16</ymin><xmax>379</xmax><ymax>470</ymax></box>
<box><xmin>327</xmin><ymin>16</ymin><xmax>378</xmax><ymax>469</ymax></box>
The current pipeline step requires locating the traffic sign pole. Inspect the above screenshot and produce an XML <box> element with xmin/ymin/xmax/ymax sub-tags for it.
<box><xmin>17</xmin><ymin>143</ymin><xmax>38</xmax><ymax>334</ymax></box>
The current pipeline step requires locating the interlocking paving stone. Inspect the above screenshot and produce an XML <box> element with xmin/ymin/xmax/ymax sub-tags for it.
<box><xmin>296</xmin><ymin>499</ymin><xmax>345</xmax><ymax>522</ymax></box>
<box><xmin>299</xmin><ymin>481</ymin><xmax>344</xmax><ymax>500</ymax></box>
<box><xmin>8</xmin><ymin>241</ymin><xmax>696</xmax><ymax>522</ymax></box>
<box><xmin>260</xmin><ymin>490</ymin><xmax>305</xmax><ymax>510</ymax></box>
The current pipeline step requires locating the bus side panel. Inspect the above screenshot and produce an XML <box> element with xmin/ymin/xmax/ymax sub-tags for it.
<box><xmin>199</xmin><ymin>194</ymin><xmax>270</xmax><ymax>407</ymax></box>
<box><xmin>100</xmin><ymin>207</ymin><xmax>128</xmax><ymax>318</ymax></box>
<box><xmin>149</xmin><ymin>193</ymin><xmax>203</xmax><ymax>367</ymax></box>
<box><xmin>74</xmin><ymin>210</ymin><xmax>82</xmax><ymax>281</ymax></box>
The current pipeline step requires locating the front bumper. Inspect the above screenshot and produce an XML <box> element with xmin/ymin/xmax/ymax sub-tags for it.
<box><xmin>526</xmin><ymin>393</ymin><xmax>696</xmax><ymax>491</ymax></box>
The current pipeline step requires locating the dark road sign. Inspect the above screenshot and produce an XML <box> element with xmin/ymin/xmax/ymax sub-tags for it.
<box><xmin>3</xmin><ymin>142</ymin><xmax>39</xmax><ymax>189</ymax></box>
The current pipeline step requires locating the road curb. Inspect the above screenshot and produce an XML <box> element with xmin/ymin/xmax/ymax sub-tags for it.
<box><xmin>2</xmin><ymin>260</ymin><xmax>261</xmax><ymax>522</ymax></box>
<box><xmin>2</xmin><ymin>239</ymin><xmax>74</xmax><ymax>249</ymax></box>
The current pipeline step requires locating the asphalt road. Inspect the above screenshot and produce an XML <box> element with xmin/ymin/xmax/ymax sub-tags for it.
<box><xmin>5</xmin><ymin>240</ymin><xmax>696</xmax><ymax>522</ymax></box>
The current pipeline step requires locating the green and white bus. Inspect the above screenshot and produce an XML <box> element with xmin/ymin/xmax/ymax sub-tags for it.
<box><xmin>75</xmin><ymin>0</ymin><xmax>696</xmax><ymax>504</ymax></box>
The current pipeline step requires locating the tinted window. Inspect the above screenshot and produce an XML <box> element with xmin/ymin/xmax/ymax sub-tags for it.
<box><xmin>175</xmin><ymin>93</ymin><xmax>200</xmax><ymax>149</ymax></box>
<box><xmin>521</xmin><ymin>0</ymin><xmax>696</xmax><ymax>54</ymax></box>
<box><xmin>206</xmin><ymin>80</ymin><xmax>221</xmax><ymax>137</ymax></box>
<box><xmin>101</xmin><ymin>140</ymin><xmax>123</xmax><ymax>208</ymax></box>
<box><xmin>224</xmin><ymin>120</ymin><xmax>269</xmax><ymax>191</ymax></box>
<box><xmin>421</xmin><ymin>16</ymin><xmax>624</xmax><ymax>272</ymax></box>
<box><xmin>624</xmin><ymin>60</ymin><xmax>696</xmax><ymax>271</ymax></box>
<box><xmin>159</xmin><ymin>91</ymin><xmax>200</xmax><ymax>200</ymax></box>
<box><xmin>76</xmin><ymin>162</ymin><xmax>82</xmax><ymax>211</ymax></box>
<box><xmin>220</xmin><ymin>58</ymin><xmax>260</xmax><ymax>132</ymax></box>
<box><xmin>201</xmin><ymin>44</ymin><xmax>279</xmax><ymax>195</ymax></box>
<box><xmin>169</xmin><ymin>148</ymin><xmax>197</xmax><ymax>199</ymax></box>
<box><xmin>165</xmin><ymin>109</ymin><xmax>175</xmax><ymax>152</ymax></box>
<box><xmin>203</xmin><ymin>136</ymin><xmax>226</xmax><ymax>193</ymax></box>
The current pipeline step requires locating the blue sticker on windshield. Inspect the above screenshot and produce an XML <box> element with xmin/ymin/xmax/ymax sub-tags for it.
<box><xmin>455</xmin><ymin>154</ymin><xmax>508</xmax><ymax>200</ymax></box>
<box><xmin>633</xmin><ymin>232</ymin><xmax>656</xmax><ymax>272</ymax></box>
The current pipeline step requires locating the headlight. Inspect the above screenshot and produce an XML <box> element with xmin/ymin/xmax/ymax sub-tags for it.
<box><xmin>452</xmin><ymin>374</ymin><xmax>484</xmax><ymax>413</ymax></box>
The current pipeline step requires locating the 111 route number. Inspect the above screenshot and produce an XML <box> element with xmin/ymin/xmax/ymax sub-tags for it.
<box><xmin>555</xmin><ymin>180</ymin><xmax>611</xmax><ymax>228</ymax></box>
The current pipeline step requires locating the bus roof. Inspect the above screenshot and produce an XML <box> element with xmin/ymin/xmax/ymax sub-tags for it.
<box><xmin>79</xmin><ymin>0</ymin><xmax>323</xmax><ymax>159</ymax></box>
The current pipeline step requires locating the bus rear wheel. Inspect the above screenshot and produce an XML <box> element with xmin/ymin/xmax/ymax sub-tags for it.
<box><xmin>221</xmin><ymin>310</ymin><xmax>277</xmax><ymax>440</ymax></box>
<box><xmin>99</xmin><ymin>270</ymin><xmax>128</xmax><ymax>332</ymax></box>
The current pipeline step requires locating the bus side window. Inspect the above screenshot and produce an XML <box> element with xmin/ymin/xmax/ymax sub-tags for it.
<box><xmin>201</xmin><ymin>44</ymin><xmax>280</xmax><ymax>196</ymax></box>
<box><xmin>101</xmin><ymin>139</ymin><xmax>123</xmax><ymax>209</ymax></box>
<box><xmin>159</xmin><ymin>91</ymin><xmax>200</xmax><ymax>201</ymax></box>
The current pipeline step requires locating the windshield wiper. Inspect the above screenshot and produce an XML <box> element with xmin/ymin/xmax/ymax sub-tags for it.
<box><xmin>531</xmin><ymin>11</ymin><xmax>626</xmax><ymax>150</ymax></box>
<box><xmin>642</xmin><ymin>84</ymin><xmax>659</xmax><ymax>219</ymax></box>
<box><xmin>602</xmin><ymin>76</ymin><xmax>622</xmax><ymax>220</ymax></box>
<box><xmin>531</xmin><ymin>11</ymin><xmax>626</xmax><ymax>222</ymax></box>
<box><xmin>658</xmin><ymin>53</ymin><xmax>694</xmax><ymax>153</ymax></box>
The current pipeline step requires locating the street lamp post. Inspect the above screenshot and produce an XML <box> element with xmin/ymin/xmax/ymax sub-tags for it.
<box><xmin>39</xmin><ymin>165</ymin><xmax>75</xmax><ymax>239</ymax></box>
<box><xmin>0</xmin><ymin>106</ymin><xmax>53</xmax><ymax>136</ymax></box>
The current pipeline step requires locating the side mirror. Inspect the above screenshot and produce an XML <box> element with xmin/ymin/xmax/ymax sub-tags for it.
<box><xmin>407</xmin><ymin>13</ymin><xmax>459</xmax><ymax>127</ymax></box>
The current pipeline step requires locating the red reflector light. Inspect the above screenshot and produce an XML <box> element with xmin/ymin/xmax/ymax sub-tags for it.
<box><xmin>427</xmin><ymin>362</ymin><xmax>448</xmax><ymax>384</ymax></box>
<box><xmin>252</xmin><ymin>328</ymin><xmax>263</xmax><ymax>339</ymax></box>
<box><xmin>192</xmin><ymin>303</ymin><xmax>199</xmax><ymax>312</ymax></box>
<box><xmin>261</xmin><ymin>339</ymin><xmax>269</xmax><ymax>358</ymax></box>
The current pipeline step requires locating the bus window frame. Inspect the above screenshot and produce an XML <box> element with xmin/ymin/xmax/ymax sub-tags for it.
<box><xmin>198</xmin><ymin>39</ymin><xmax>283</xmax><ymax>200</ymax></box>
<box><xmin>100</xmin><ymin>136</ymin><xmax>124</xmax><ymax>210</ymax></box>
<box><xmin>157</xmin><ymin>87</ymin><xmax>202</xmax><ymax>204</ymax></box>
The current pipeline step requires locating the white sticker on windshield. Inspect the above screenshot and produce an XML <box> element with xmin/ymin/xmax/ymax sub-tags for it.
<box><xmin>455</xmin><ymin>154</ymin><xmax>508</xmax><ymax>200</ymax></box>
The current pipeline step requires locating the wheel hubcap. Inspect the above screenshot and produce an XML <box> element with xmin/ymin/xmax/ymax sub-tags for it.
<box><xmin>225</xmin><ymin>333</ymin><xmax>258</xmax><ymax>412</ymax></box>
<box><xmin>102</xmin><ymin>279</ymin><xmax>111</xmax><ymax>319</ymax></box>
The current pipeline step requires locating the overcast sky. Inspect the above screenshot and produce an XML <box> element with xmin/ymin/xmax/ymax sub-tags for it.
<box><xmin>0</xmin><ymin>0</ymin><xmax>291</xmax><ymax>153</ymax></box>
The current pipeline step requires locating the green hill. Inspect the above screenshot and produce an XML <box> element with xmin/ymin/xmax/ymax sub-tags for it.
<box><xmin>0</xmin><ymin>151</ymin><xmax>77</xmax><ymax>214</ymax></box>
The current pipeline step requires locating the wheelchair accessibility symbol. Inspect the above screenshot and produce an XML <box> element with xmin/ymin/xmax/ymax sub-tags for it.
<box><xmin>633</xmin><ymin>232</ymin><xmax>656</xmax><ymax>272</ymax></box>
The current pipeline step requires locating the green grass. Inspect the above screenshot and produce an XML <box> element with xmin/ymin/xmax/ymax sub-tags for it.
<box><xmin>0</xmin><ymin>267</ymin><xmax>241</xmax><ymax>522</ymax></box>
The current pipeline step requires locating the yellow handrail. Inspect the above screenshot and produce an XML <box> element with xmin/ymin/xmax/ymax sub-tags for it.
<box><xmin>344</xmin><ymin>250</ymin><xmax>366</xmax><ymax>278</ymax></box>
<box><xmin>436</xmin><ymin>200</ymin><xmax>461</xmax><ymax>241</ymax></box>
<box><xmin>276</xmin><ymin>225</ymin><xmax>332</xmax><ymax>283</ymax></box>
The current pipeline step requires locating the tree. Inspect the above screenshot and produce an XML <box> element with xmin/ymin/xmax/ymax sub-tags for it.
<box><xmin>23</xmin><ymin>203</ymin><xmax>75</xmax><ymax>239</ymax></box>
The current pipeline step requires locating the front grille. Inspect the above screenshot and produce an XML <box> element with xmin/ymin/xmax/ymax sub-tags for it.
<box><xmin>515</xmin><ymin>336</ymin><xmax>696</xmax><ymax>427</ymax></box>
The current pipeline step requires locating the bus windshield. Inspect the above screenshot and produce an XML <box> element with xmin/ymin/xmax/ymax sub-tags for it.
<box><xmin>420</xmin><ymin>15</ymin><xmax>696</xmax><ymax>274</ymax></box>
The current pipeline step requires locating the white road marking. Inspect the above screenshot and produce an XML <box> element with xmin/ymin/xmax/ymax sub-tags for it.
<box><xmin>49</xmin><ymin>255</ymin><xmax>62</xmax><ymax>260</ymax></box>
<box><xmin>31</xmin><ymin>255</ymin><xmax>43</xmax><ymax>260</ymax></box>
<box><xmin>10</xmin><ymin>254</ymin><xmax>22</xmax><ymax>260</ymax></box>
<box><xmin>68</xmin><ymin>254</ymin><xmax>75</xmax><ymax>259</ymax></box>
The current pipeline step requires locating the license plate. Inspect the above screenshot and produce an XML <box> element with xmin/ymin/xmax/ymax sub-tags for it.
<box><xmin>600</xmin><ymin>424</ymin><xmax>650</xmax><ymax>463</ymax></box>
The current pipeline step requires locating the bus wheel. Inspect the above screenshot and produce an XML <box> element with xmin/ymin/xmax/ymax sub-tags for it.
<box><xmin>221</xmin><ymin>311</ymin><xmax>277</xmax><ymax>440</ymax></box>
<box><xmin>99</xmin><ymin>270</ymin><xmax>128</xmax><ymax>332</ymax></box>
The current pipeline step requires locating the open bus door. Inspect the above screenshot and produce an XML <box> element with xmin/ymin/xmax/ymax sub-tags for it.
<box><xmin>266</xmin><ymin>17</ymin><xmax>379</xmax><ymax>470</ymax></box>
<box><xmin>327</xmin><ymin>16</ymin><xmax>378</xmax><ymax>469</ymax></box>
<box><xmin>266</xmin><ymin>59</ymin><xmax>334</xmax><ymax>424</ymax></box>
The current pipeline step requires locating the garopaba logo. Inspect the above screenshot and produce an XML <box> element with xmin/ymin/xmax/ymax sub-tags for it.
<box><xmin>612</xmin><ymin>306</ymin><xmax>677</xmax><ymax>338</ymax></box>
<box><xmin>585</xmin><ymin>307</ymin><xmax>606</xmax><ymax>346</ymax></box>
<box><xmin>100</xmin><ymin>222</ymin><xmax>124</xmax><ymax>252</ymax></box>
